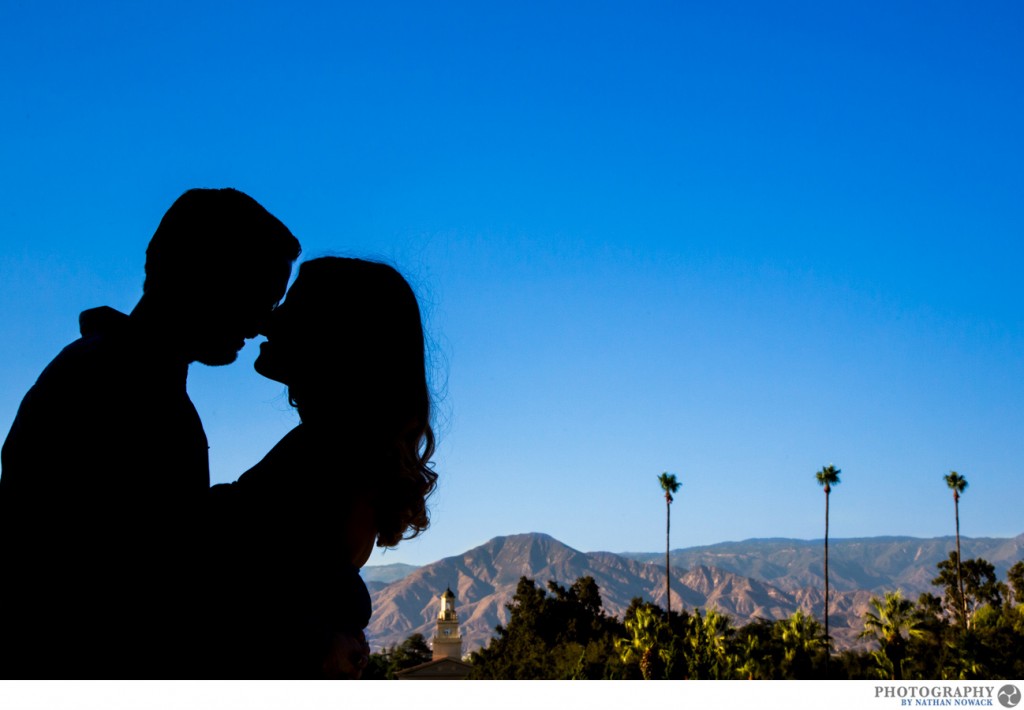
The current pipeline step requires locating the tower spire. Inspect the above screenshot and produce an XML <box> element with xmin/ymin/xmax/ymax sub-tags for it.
<box><xmin>432</xmin><ymin>586</ymin><xmax>463</xmax><ymax>660</ymax></box>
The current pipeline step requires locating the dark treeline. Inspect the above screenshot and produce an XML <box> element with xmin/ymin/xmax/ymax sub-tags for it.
<box><xmin>363</xmin><ymin>633</ymin><xmax>433</xmax><ymax>679</ymax></box>
<box><xmin>371</xmin><ymin>555</ymin><xmax>1024</xmax><ymax>679</ymax></box>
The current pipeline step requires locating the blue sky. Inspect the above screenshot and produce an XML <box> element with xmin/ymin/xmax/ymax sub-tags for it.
<box><xmin>1</xmin><ymin>2</ymin><xmax>1021</xmax><ymax>566</ymax></box>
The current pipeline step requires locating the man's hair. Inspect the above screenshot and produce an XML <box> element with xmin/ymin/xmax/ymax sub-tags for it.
<box><xmin>143</xmin><ymin>188</ymin><xmax>301</xmax><ymax>293</ymax></box>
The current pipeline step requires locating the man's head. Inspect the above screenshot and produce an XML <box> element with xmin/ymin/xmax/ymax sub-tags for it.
<box><xmin>143</xmin><ymin>188</ymin><xmax>301</xmax><ymax>365</ymax></box>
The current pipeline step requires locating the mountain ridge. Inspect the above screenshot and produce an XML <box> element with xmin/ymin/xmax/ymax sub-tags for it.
<box><xmin>364</xmin><ymin>532</ymin><xmax>1024</xmax><ymax>655</ymax></box>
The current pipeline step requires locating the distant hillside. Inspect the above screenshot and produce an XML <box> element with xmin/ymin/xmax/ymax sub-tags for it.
<box><xmin>365</xmin><ymin>534</ymin><xmax>851</xmax><ymax>653</ymax></box>
<box><xmin>362</xmin><ymin>534</ymin><xmax>1024</xmax><ymax>592</ymax></box>
<box><xmin>363</xmin><ymin>532</ymin><xmax>1024</xmax><ymax>655</ymax></box>
<box><xmin>362</xmin><ymin>563</ymin><xmax>420</xmax><ymax>585</ymax></box>
<box><xmin>620</xmin><ymin>534</ymin><xmax>1024</xmax><ymax>597</ymax></box>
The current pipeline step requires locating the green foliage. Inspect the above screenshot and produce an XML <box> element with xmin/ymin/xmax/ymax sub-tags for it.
<box><xmin>860</xmin><ymin>590</ymin><xmax>925</xmax><ymax>680</ymax></box>
<box><xmin>615</xmin><ymin>601</ymin><xmax>738</xmax><ymax>680</ymax></box>
<box><xmin>1007</xmin><ymin>561</ymin><xmax>1024</xmax><ymax>606</ymax></box>
<box><xmin>733</xmin><ymin>619</ymin><xmax>775</xmax><ymax>680</ymax></box>
<box><xmin>657</xmin><ymin>472</ymin><xmax>680</xmax><ymax>502</ymax></box>
<box><xmin>363</xmin><ymin>632</ymin><xmax>433</xmax><ymax>679</ymax></box>
<box><xmin>933</xmin><ymin>553</ymin><xmax>1004</xmax><ymax>626</ymax></box>
<box><xmin>944</xmin><ymin>471</ymin><xmax>968</xmax><ymax>496</ymax></box>
<box><xmin>932</xmin><ymin>552</ymin><xmax>964</xmax><ymax>624</ymax></box>
<box><xmin>469</xmin><ymin>576</ymin><xmax>625</xmax><ymax>679</ymax></box>
<box><xmin>679</xmin><ymin>608</ymin><xmax>735</xmax><ymax>679</ymax></box>
<box><xmin>815</xmin><ymin>465</ymin><xmax>841</xmax><ymax>492</ymax></box>
<box><xmin>465</xmin><ymin>557</ymin><xmax>1024</xmax><ymax>680</ymax></box>
<box><xmin>615</xmin><ymin>603</ymin><xmax>671</xmax><ymax>679</ymax></box>
<box><xmin>904</xmin><ymin>556</ymin><xmax>1024</xmax><ymax>679</ymax></box>
<box><xmin>774</xmin><ymin>609</ymin><xmax>827</xmax><ymax>679</ymax></box>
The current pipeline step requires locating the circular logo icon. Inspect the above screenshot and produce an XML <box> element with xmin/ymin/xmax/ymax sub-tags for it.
<box><xmin>998</xmin><ymin>685</ymin><xmax>1021</xmax><ymax>709</ymax></box>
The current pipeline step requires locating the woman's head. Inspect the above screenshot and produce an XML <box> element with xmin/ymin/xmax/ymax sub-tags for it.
<box><xmin>255</xmin><ymin>256</ymin><xmax>436</xmax><ymax>546</ymax></box>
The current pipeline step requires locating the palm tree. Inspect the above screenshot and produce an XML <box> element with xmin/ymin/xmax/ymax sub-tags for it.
<box><xmin>815</xmin><ymin>464</ymin><xmax>841</xmax><ymax>663</ymax></box>
<box><xmin>944</xmin><ymin>471</ymin><xmax>969</xmax><ymax>627</ymax></box>
<box><xmin>734</xmin><ymin>632</ymin><xmax>768</xmax><ymax>680</ymax></box>
<box><xmin>658</xmin><ymin>472</ymin><xmax>681</xmax><ymax>615</ymax></box>
<box><xmin>775</xmin><ymin>610</ymin><xmax>826</xmax><ymax>679</ymax></box>
<box><xmin>684</xmin><ymin>608</ymin><xmax>734</xmax><ymax>679</ymax></box>
<box><xmin>616</xmin><ymin>605</ymin><xmax>670</xmax><ymax>680</ymax></box>
<box><xmin>860</xmin><ymin>590</ymin><xmax>924</xmax><ymax>680</ymax></box>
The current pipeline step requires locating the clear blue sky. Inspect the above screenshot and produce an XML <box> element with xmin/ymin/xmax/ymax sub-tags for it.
<box><xmin>2</xmin><ymin>1</ymin><xmax>1021</xmax><ymax>566</ymax></box>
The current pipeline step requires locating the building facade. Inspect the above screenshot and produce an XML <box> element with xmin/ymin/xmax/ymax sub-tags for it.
<box><xmin>395</xmin><ymin>587</ymin><xmax>471</xmax><ymax>680</ymax></box>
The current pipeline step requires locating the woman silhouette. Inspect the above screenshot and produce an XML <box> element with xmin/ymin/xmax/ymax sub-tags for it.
<box><xmin>209</xmin><ymin>257</ymin><xmax>437</xmax><ymax>678</ymax></box>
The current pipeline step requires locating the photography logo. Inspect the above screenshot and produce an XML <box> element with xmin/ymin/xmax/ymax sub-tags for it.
<box><xmin>999</xmin><ymin>685</ymin><xmax>1021</xmax><ymax>709</ymax></box>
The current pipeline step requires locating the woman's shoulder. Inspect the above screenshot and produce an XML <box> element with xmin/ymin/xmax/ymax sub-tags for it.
<box><xmin>231</xmin><ymin>423</ymin><xmax>382</xmax><ymax>495</ymax></box>
<box><xmin>239</xmin><ymin>424</ymin><xmax>317</xmax><ymax>478</ymax></box>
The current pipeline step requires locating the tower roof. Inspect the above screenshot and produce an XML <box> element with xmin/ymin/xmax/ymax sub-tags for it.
<box><xmin>442</xmin><ymin>586</ymin><xmax>455</xmax><ymax>599</ymax></box>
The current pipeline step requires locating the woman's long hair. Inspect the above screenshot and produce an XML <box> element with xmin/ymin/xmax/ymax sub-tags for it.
<box><xmin>283</xmin><ymin>257</ymin><xmax>437</xmax><ymax>547</ymax></box>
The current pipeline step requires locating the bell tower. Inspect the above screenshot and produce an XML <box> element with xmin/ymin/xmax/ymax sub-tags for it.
<box><xmin>432</xmin><ymin>587</ymin><xmax>463</xmax><ymax>660</ymax></box>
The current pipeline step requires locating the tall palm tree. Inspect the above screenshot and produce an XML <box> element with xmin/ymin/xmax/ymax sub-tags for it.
<box><xmin>815</xmin><ymin>464</ymin><xmax>841</xmax><ymax>664</ymax></box>
<box><xmin>944</xmin><ymin>471</ymin><xmax>969</xmax><ymax>627</ymax></box>
<box><xmin>658</xmin><ymin>472</ymin><xmax>681</xmax><ymax>615</ymax></box>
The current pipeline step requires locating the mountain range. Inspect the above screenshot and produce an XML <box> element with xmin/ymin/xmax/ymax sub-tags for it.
<box><xmin>363</xmin><ymin>532</ymin><xmax>1024</xmax><ymax>655</ymax></box>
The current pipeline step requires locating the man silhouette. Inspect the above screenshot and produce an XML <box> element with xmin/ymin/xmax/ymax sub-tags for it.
<box><xmin>0</xmin><ymin>188</ymin><xmax>301</xmax><ymax>678</ymax></box>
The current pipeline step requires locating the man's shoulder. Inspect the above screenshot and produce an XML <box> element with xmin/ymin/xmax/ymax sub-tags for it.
<box><xmin>78</xmin><ymin>306</ymin><xmax>130</xmax><ymax>339</ymax></box>
<box><xmin>1</xmin><ymin>309</ymin><xmax>134</xmax><ymax>482</ymax></box>
<box><xmin>25</xmin><ymin>307</ymin><xmax>163</xmax><ymax>406</ymax></box>
<box><xmin>40</xmin><ymin>309</ymin><xmax>132</xmax><ymax>378</ymax></box>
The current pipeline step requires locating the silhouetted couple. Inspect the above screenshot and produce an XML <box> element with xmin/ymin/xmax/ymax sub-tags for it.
<box><xmin>0</xmin><ymin>188</ymin><xmax>437</xmax><ymax>679</ymax></box>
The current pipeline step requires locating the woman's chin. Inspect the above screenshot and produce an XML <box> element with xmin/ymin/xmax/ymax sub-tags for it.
<box><xmin>254</xmin><ymin>351</ymin><xmax>288</xmax><ymax>385</ymax></box>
